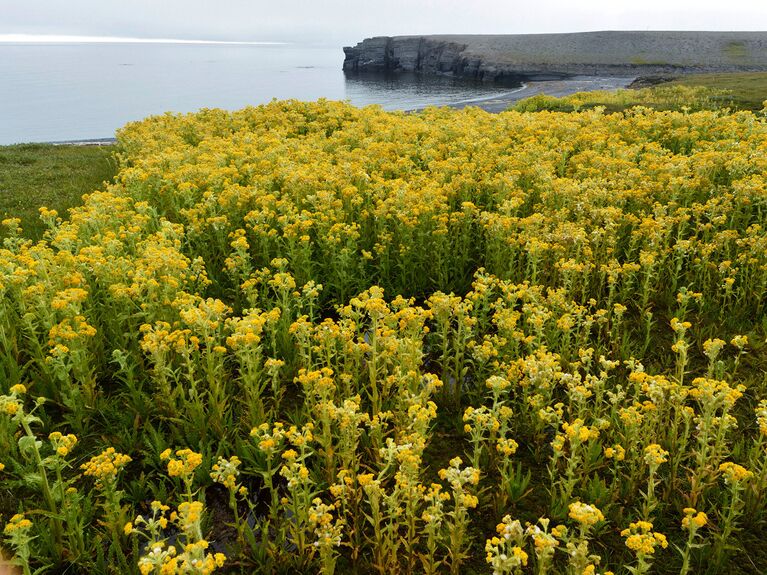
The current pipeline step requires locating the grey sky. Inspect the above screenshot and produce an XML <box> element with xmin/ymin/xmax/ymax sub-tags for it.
<box><xmin>1</xmin><ymin>0</ymin><xmax>766</xmax><ymax>45</ymax></box>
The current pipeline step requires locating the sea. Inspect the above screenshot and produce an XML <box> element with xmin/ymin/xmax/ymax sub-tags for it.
<box><xmin>0</xmin><ymin>40</ymin><xmax>524</xmax><ymax>145</ymax></box>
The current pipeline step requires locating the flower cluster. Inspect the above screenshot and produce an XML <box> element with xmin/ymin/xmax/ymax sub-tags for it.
<box><xmin>80</xmin><ymin>448</ymin><xmax>132</xmax><ymax>486</ymax></box>
<box><xmin>3</xmin><ymin>97</ymin><xmax>767</xmax><ymax>573</ymax></box>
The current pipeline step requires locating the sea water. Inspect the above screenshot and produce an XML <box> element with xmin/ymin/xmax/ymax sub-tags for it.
<box><xmin>0</xmin><ymin>41</ymin><xmax>518</xmax><ymax>145</ymax></box>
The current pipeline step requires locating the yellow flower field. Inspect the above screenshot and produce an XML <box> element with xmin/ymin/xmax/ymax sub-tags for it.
<box><xmin>2</xmin><ymin>97</ymin><xmax>767</xmax><ymax>574</ymax></box>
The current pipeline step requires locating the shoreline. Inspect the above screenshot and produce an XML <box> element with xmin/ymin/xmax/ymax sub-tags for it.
<box><xmin>442</xmin><ymin>75</ymin><xmax>636</xmax><ymax>112</ymax></box>
<box><xmin>49</xmin><ymin>137</ymin><xmax>117</xmax><ymax>146</ymax></box>
<box><xmin>344</xmin><ymin>32</ymin><xmax>767</xmax><ymax>82</ymax></box>
<box><xmin>30</xmin><ymin>76</ymin><xmax>635</xmax><ymax>146</ymax></box>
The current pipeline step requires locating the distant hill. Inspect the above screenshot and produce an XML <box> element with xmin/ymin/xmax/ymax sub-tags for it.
<box><xmin>343</xmin><ymin>31</ymin><xmax>767</xmax><ymax>82</ymax></box>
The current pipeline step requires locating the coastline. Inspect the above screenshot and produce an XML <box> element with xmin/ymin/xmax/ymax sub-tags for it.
<box><xmin>441</xmin><ymin>76</ymin><xmax>636</xmax><ymax>112</ymax></box>
<box><xmin>39</xmin><ymin>76</ymin><xmax>635</xmax><ymax>145</ymax></box>
<box><xmin>344</xmin><ymin>32</ymin><xmax>767</xmax><ymax>82</ymax></box>
<box><xmin>49</xmin><ymin>137</ymin><xmax>117</xmax><ymax>146</ymax></box>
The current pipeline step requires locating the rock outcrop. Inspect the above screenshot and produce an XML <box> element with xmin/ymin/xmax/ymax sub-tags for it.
<box><xmin>343</xmin><ymin>31</ymin><xmax>767</xmax><ymax>82</ymax></box>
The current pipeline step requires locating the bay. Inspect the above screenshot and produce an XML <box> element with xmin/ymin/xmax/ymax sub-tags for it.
<box><xmin>0</xmin><ymin>42</ymin><xmax>518</xmax><ymax>145</ymax></box>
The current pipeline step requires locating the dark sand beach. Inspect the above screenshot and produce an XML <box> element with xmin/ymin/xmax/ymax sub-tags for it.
<box><xmin>446</xmin><ymin>75</ymin><xmax>635</xmax><ymax>112</ymax></box>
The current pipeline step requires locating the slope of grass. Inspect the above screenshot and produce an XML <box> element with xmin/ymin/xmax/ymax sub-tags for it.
<box><xmin>0</xmin><ymin>144</ymin><xmax>117</xmax><ymax>240</ymax></box>
<box><xmin>670</xmin><ymin>72</ymin><xmax>767</xmax><ymax>111</ymax></box>
<box><xmin>511</xmin><ymin>84</ymin><xmax>734</xmax><ymax>113</ymax></box>
<box><xmin>511</xmin><ymin>73</ymin><xmax>767</xmax><ymax>114</ymax></box>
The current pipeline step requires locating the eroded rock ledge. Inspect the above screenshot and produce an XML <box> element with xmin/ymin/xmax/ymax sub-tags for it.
<box><xmin>343</xmin><ymin>31</ymin><xmax>767</xmax><ymax>82</ymax></box>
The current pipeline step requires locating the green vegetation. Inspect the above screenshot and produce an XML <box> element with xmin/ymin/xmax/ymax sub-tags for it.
<box><xmin>3</xmin><ymin>99</ymin><xmax>767</xmax><ymax>574</ymax></box>
<box><xmin>0</xmin><ymin>144</ymin><xmax>117</xmax><ymax>239</ymax></box>
<box><xmin>722</xmin><ymin>41</ymin><xmax>749</xmax><ymax>62</ymax></box>
<box><xmin>512</xmin><ymin>73</ymin><xmax>767</xmax><ymax>114</ymax></box>
<box><xmin>670</xmin><ymin>72</ymin><xmax>767</xmax><ymax>111</ymax></box>
<box><xmin>511</xmin><ymin>85</ymin><xmax>737</xmax><ymax>113</ymax></box>
<box><xmin>629</xmin><ymin>57</ymin><xmax>669</xmax><ymax>66</ymax></box>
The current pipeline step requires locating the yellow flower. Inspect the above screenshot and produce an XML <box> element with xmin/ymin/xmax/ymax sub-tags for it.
<box><xmin>719</xmin><ymin>462</ymin><xmax>753</xmax><ymax>485</ymax></box>
<box><xmin>81</xmin><ymin>447</ymin><xmax>132</xmax><ymax>486</ymax></box>
<box><xmin>49</xmin><ymin>432</ymin><xmax>78</xmax><ymax>458</ymax></box>
<box><xmin>681</xmin><ymin>508</ymin><xmax>708</xmax><ymax>530</ymax></box>
<box><xmin>496</xmin><ymin>437</ymin><xmax>519</xmax><ymax>456</ymax></box>
<box><xmin>604</xmin><ymin>444</ymin><xmax>626</xmax><ymax>461</ymax></box>
<box><xmin>165</xmin><ymin>448</ymin><xmax>203</xmax><ymax>479</ymax></box>
<box><xmin>644</xmin><ymin>443</ymin><xmax>669</xmax><ymax>466</ymax></box>
<box><xmin>4</xmin><ymin>513</ymin><xmax>33</xmax><ymax>534</ymax></box>
<box><xmin>210</xmin><ymin>456</ymin><xmax>241</xmax><ymax>491</ymax></box>
<box><xmin>177</xmin><ymin>501</ymin><xmax>204</xmax><ymax>531</ymax></box>
<box><xmin>568</xmin><ymin>501</ymin><xmax>604</xmax><ymax>527</ymax></box>
<box><xmin>621</xmin><ymin>521</ymin><xmax>667</xmax><ymax>556</ymax></box>
<box><xmin>2</xmin><ymin>400</ymin><xmax>20</xmax><ymax>416</ymax></box>
<box><xmin>357</xmin><ymin>473</ymin><xmax>374</xmax><ymax>486</ymax></box>
<box><xmin>730</xmin><ymin>335</ymin><xmax>748</xmax><ymax>349</ymax></box>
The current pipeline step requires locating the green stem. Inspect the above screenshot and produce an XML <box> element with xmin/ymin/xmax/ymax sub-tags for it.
<box><xmin>20</xmin><ymin>418</ymin><xmax>62</xmax><ymax>548</ymax></box>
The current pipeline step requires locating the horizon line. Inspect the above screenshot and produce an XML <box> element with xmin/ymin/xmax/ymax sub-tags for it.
<box><xmin>0</xmin><ymin>34</ymin><xmax>288</xmax><ymax>45</ymax></box>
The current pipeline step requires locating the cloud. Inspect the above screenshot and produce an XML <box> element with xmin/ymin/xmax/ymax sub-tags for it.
<box><xmin>0</xmin><ymin>0</ymin><xmax>765</xmax><ymax>45</ymax></box>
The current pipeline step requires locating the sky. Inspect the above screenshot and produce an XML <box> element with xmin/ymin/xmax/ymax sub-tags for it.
<box><xmin>1</xmin><ymin>0</ymin><xmax>766</xmax><ymax>46</ymax></box>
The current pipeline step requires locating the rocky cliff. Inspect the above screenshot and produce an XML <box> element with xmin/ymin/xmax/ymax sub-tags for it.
<box><xmin>343</xmin><ymin>31</ymin><xmax>767</xmax><ymax>82</ymax></box>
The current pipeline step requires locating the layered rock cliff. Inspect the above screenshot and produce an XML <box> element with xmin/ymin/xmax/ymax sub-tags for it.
<box><xmin>343</xmin><ymin>31</ymin><xmax>767</xmax><ymax>82</ymax></box>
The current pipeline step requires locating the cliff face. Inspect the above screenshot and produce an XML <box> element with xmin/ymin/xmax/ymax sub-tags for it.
<box><xmin>343</xmin><ymin>31</ymin><xmax>767</xmax><ymax>82</ymax></box>
<box><xmin>342</xmin><ymin>37</ymin><xmax>482</xmax><ymax>76</ymax></box>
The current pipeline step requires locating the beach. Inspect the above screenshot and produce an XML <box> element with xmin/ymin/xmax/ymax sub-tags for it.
<box><xmin>446</xmin><ymin>75</ymin><xmax>635</xmax><ymax>112</ymax></box>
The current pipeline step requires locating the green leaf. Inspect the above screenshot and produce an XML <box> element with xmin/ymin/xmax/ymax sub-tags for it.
<box><xmin>18</xmin><ymin>435</ymin><xmax>42</xmax><ymax>458</ymax></box>
<box><xmin>21</xmin><ymin>472</ymin><xmax>42</xmax><ymax>489</ymax></box>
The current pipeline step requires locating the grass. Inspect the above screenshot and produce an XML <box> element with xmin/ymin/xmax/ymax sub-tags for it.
<box><xmin>511</xmin><ymin>72</ymin><xmax>767</xmax><ymax>114</ymax></box>
<box><xmin>0</xmin><ymin>143</ymin><xmax>117</xmax><ymax>240</ymax></box>
<box><xmin>511</xmin><ymin>84</ymin><xmax>733</xmax><ymax>114</ymax></box>
<box><xmin>669</xmin><ymin>72</ymin><xmax>767</xmax><ymax>111</ymax></box>
<box><xmin>4</xmin><ymin>97</ymin><xmax>767</xmax><ymax>575</ymax></box>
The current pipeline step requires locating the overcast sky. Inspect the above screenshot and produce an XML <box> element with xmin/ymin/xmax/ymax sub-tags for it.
<box><xmin>2</xmin><ymin>0</ymin><xmax>766</xmax><ymax>45</ymax></box>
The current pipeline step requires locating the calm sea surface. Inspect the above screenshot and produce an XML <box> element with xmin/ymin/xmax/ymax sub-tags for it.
<box><xmin>0</xmin><ymin>42</ymin><xmax>518</xmax><ymax>145</ymax></box>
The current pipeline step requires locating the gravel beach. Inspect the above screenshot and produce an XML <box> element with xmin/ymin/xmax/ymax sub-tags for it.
<box><xmin>445</xmin><ymin>76</ymin><xmax>636</xmax><ymax>112</ymax></box>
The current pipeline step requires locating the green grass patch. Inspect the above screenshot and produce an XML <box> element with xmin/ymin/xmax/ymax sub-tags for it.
<box><xmin>511</xmin><ymin>74</ymin><xmax>767</xmax><ymax>114</ymax></box>
<box><xmin>511</xmin><ymin>84</ymin><xmax>735</xmax><ymax>114</ymax></box>
<box><xmin>0</xmin><ymin>143</ymin><xmax>117</xmax><ymax>240</ymax></box>
<box><xmin>630</xmin><ymin>56</ymin><xmax>669</xmax><ymax>66</ymax></box>
<box><xmin>670</xmin><ymin>72</ymin><xmax>767</xmax><ymax>111</ymax></box>
<box><xmin>722</xmin><ymin>41</ymin><xmax>749</xmax><ymax>62</ymax></box>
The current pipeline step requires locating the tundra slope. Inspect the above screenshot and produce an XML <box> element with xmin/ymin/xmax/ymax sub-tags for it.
<box><xmin>343</xmin><ymin>31</ymin><xmax>767</xmax><ymax>82</ymax></box>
